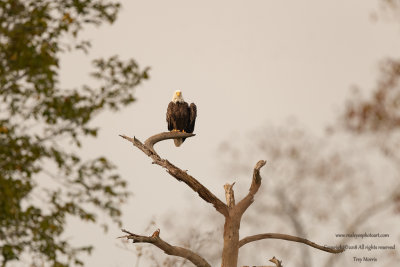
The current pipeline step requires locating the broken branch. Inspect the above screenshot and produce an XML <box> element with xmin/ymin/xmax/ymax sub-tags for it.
<box><xmin>224</xmin><ymin>182</ymin><xmax>236</xmax><ymax>208</ymax></box>
<box><xmin>120</xmin><ymin>229</ymin><xmax>211</xmax><ymax>267</ymax></box>
<box><xmin>269</xmin><ymin>256</ymin><xmax>283</xmax><ymax>267</ymax></box>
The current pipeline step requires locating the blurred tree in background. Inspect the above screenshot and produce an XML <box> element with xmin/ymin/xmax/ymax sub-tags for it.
<box><xmin>0</xmin><ymin>0</ymin><xmax>149</xmax><ymax>266</ymax></box>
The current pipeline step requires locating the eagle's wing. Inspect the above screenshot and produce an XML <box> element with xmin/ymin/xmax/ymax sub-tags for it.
<box><xmin>166</xmin><ymin>102</ymin><xmax>174</xmax><ymax>131</ymax></box>
<box><xmin>186</xmin><ymin>103</ymin><xmax>197</xmax><ymax>133</ymax></box>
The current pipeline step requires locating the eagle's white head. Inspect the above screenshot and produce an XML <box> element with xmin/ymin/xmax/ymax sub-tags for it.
<box><xmin>172</xmin><ymin>90</ymin><xmax>184</xmax><ymax>103</ymax></box>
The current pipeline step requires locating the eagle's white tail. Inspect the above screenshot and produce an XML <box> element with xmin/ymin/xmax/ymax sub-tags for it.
<box><xmin>174</xmin><ymin>138</ymin><xmax>184</xmax><ymax>147</ymax></box>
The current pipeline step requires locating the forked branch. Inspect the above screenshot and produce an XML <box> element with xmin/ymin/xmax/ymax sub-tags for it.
<box><xmin>120</xmin><ymin>229</ymin><xmax>211</xmax><ymax>267</ymax></box>
<box><xmin>120</xmin><ymin>133</ymin><xmax>343</xmax><ymax>266</ymax></box>
<box><xmin>119</xmin><ymin>133</ymin><xmax>229</xmax><ymax>217</ymax></box>
<box><xmin>239</xmin><ymin>233</ymin><xmax>345</xmax><ymax>254</ymax></box>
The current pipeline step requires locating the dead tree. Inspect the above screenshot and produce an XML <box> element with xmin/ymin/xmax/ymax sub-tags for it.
<box><xmin>119</xmin><ymin>132</ymin><xmax>344</xmax><ymax>267</ymax></box>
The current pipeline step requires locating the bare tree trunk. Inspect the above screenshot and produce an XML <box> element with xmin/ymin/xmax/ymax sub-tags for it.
<box><xmin>120</xmin><ymin>134</ymin><xmax>344</xmax><ymax>267</ymax></box>
<box><xmin>222</xmin><ymin>212</ymin><xmax>241</xmax><ymax>267</ymax></box>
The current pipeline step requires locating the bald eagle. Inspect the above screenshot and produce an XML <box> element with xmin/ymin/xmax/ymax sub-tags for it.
<box><xmin>166</xmin><ymin>90</ymin><xmax>197</xmax><ymax>147</ymax></box>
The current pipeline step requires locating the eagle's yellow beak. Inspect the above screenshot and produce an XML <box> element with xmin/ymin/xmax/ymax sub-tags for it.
<box><xmin>176</xmin><ymin>91</ymin><xmax>181</xmax><ymax>96</ymax></box>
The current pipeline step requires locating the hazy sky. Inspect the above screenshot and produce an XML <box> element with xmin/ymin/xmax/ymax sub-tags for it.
<box><xmin>58</xmin><ymin>1</ymin><xmax>400</xmax><ymax>266</ymax></box>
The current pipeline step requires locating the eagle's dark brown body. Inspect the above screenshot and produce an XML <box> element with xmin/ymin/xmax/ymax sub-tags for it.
<box><xmin>166</xmin><ymin>101</ymin><xmax>197</xmax><ymax>146</ymax></box>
